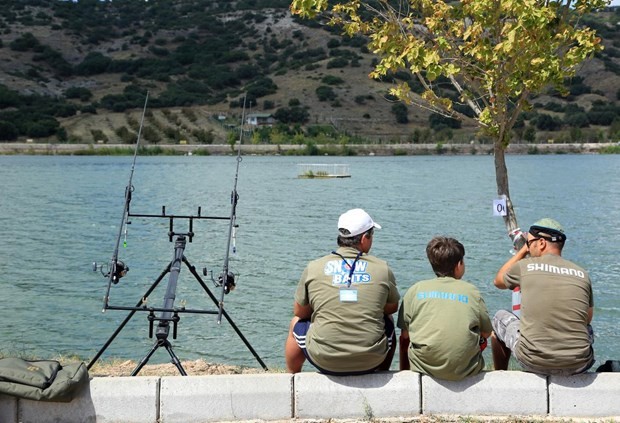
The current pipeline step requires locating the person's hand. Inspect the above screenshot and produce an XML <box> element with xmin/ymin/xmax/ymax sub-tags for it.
<box><xmin>517</xmin><ymin>243</ymin><xmax>529</xmax><ymax>258</ymax></box>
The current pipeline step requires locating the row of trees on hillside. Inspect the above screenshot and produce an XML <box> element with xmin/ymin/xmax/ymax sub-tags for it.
<box><xmin>2</xmin><ymin>77</ymin><xmax>620</xmax><ymax>142</ymax></box>
<box><xmin>1</xmin><ymin>0</ymin><xmax>619</xmax><ymax>158</ymax></box>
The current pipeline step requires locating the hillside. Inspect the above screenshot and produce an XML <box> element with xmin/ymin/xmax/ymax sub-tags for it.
<box><xmin>0</xmin><ymin>0</ymin><xmax>619</xmax><ymax>145</ymax></box>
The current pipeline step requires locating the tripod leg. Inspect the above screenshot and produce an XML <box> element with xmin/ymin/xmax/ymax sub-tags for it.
<box><xmin>184</xmin><ymin>258</ymin><xmax>269</xmax><ymax>370</ymax></box>
<box><xmin>217</xmin><ymin>304</ymin><xmax>268</xmax><ymax>370</ymax></box>
<box><xmin>88</xmin><ymin>264</ymin><xmax>172</xmax><ymax>370</ymax></box>
<box><xmin>130</xmin><ymin>340</ymin><xmax>162</xmax><ymax>376</ymax></box>
<box><xmin>163</xmin><ymin>341</ymin><xmax>187</xmax><ymax>376</ymax></box>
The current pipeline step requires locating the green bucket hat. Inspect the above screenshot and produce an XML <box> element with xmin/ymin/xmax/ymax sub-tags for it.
<box><xmin>529</xmin><ymin>218</ymin><xmax>566</xmax><ymax>242</ymax></box>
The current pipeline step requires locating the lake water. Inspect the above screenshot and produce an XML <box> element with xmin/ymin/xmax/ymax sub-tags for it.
<box><xmin>0</xmin><ymin>153</ymin><xmax>618</xmax><ymax>371</ymax></box>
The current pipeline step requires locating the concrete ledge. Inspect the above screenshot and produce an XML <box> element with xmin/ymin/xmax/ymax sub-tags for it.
<box><xmin>12</xmin><ymin>376</ymin><xmax>159</xmax><ymax>423</ymax></box>
<box><xmin>160</xmin><ymin>373</ymin><xmax>293</xmax><ymax>422</ymax></box>
<box><xmin>0</xmin><ymin>395</ymin><xmax>16</xmax><ymax>423</ymax></box>
<box><xmin>2</xmin><ymin>371</ymin><xmax>620</xmax><ymax>421</ymax></box>
<box><xmin>294</xmin><ymin>371</ymin><xmax>420</xmax><ymax>419</ymax></box>
<box><xmin>89</xmin><ymin>377</ymin><xmax>159</xmax><ymax>423</ymax></box>
<box><xmin>549</xmin><ymin>373</ymin><xmax>620</xmax><ymax>418</ymax></box>
<box><xmin>422</xmin><ymin>370</ymin><xmax>547</xmax><ymax>416</ymax></box>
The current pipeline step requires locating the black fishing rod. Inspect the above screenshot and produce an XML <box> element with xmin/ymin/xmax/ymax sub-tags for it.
<box><xmin>217</xmin><ymin>95</ymin><xmax>246</xmax><ymax>324</ymax></box>
<box><xmin>101</xmin><ymin>91</ymin><xmax>149</xmax><ymax>311</ymax></box>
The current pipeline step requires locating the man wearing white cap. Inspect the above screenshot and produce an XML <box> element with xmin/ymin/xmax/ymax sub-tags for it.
<box><xmin>491</xmin><ymin>218</ymin><xmax>594</xmax><ymax>375</ymax></box>
<box><xmin>284</xmin><ymin>208</ymin><xmax>400</xmax><ymax>374</ymax></box>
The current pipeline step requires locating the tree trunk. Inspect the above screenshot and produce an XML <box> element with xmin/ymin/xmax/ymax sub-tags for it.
<box><xmin>494</xmin><ymin>141</ymin><xmax>525</xmax><ymax>314</ymax></box>
<box><xmin>493</xmin><ymin>141</ymin><xmax>524</xmax><ymax>248</ymax></box>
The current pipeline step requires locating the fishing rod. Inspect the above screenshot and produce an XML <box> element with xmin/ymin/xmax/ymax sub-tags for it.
<box><xmin>100</xmin><ymin>91</ymin><xmax>149</xmax><ymax>311</ymax></box>
<box><xmin>217</xmin><ymin>94</ymin><xmax>246</xmax><ymax>324</ymax></box>
<box><xmin>90</xmin><ymin>92</ymin><xmax>268</xmax><ymax>372</ymax></box>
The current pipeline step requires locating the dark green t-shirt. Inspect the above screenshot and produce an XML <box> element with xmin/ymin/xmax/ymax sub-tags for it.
<box><xmin>397</xmin><ymin>277</ymin><xmax>492</xmax><ymax>381</ymax></box>
<box><xmin>295</xmin><ymin>247</ymin><xmax>399</xmax><ymax>372</ymax></box>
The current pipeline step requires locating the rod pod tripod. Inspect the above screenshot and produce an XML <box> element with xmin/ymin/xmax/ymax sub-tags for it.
<box><xmin>88</xmin><ymin>212</ymin><xmax>268</xmax><ymax>376</ymax></box>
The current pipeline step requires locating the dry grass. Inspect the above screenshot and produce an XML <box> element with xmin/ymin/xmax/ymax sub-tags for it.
<box><xmin>0</xmin><ymin>352</ymin><xmax>269</xmax><ymax>377</ymax></box>
<box><xmin>87</xmin><ymin>357</ymin><xmax>268</xmax><ymax>377</ymax></box>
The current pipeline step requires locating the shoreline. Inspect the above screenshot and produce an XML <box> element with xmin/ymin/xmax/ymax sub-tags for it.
<box><xmin>0</xmin><ymin>142</ymin><xmax>616</xmax><ymax>156</ymax></box>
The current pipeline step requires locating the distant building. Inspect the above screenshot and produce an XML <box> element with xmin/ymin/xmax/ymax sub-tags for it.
<box><xmin>246</xmin><ymin>113</ymin><xmax>275</xmax><ymax>127</ymax></box>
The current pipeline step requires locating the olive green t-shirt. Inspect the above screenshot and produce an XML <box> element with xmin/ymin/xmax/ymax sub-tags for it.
<box><xmin>295</xmin><ymin>247</ymin><xmax>399</xmax><ymax>373</ymax></box>
<box><xmin>504</xmin><ymin>254</ymin><xmax>593</xmax><ymax>371</ymax></box>
<box><xmin>397</xmin><ymin>277</ymin><xmax>492</xmax><ymax>381</ymax></box>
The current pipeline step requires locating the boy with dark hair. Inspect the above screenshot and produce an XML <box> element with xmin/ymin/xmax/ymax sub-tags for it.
<box><xmin>398</xmin><ymin>236</ymin><xmax>492</xmax><ymax>381</ymax></box>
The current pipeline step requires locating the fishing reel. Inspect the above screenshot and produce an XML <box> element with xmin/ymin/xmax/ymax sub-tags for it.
<box><xmin>508</xmin><ymin>228</ymin><xmax>526</xmax><ymax>255</ymax></box>
<box><xmin>93</xmin><ymin>260</ymin><xmax>129</xmax><ymax>284</ymax></box>
<box><xmin>203</xmin><ymin>267</ymin><xmax>236</xmax><ymax>294</ymax></box>
<box><xmin>219</xmin><ymin>272</ymin><xmax>236</xmax><ymax>294</ymax></box>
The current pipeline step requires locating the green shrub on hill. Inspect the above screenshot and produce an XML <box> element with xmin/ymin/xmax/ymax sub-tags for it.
<box><xmin>0</xmin><ymin>0</ymin><xmax>618</xmax><ymax>144</ymax></box>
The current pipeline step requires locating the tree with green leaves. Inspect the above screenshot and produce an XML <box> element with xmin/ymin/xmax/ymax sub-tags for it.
<box><xmin>291</xmin><ymin>0</ymin><xmax>608</xmax><ymax>236</ymax></box>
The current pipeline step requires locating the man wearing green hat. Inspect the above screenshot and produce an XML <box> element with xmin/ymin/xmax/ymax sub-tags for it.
<box><xmin>491</xmin><ymin>218</ymin><xmax>594</xmax><ymax>375</ymax></box>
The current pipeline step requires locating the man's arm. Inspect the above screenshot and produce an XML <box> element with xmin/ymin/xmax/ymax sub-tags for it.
<box><xmin>399</xmin><ymin>330</ymin><xmax>410</xmax><ymax>370</ymax></box>
<box><xmin>384</xmin><ymin>268</ymin><xmax>399</xmax><ymax>315</ymax></box>
<box><xmin>294</xmin><ymin>301</ymin><xmax>312</xmax><ymax>320</ymax></box>
<box><xmin>494</xmin><ymin>244</ymin><xmax>528</xmax><ymax>289</ymax></box>
<box><xmin>587</xmin><ymin>306</ymin><xmax>593</xmax><ymax>324</ymax></box>
<box><xmin>479</xmin><ymin>296</ymin><xmax>493</xmax><ymax>339</ymax></box>
<box><xmin>384</xmin><ymin>302</ymin><xmax>398</xmax><ymax>315</ymax></box>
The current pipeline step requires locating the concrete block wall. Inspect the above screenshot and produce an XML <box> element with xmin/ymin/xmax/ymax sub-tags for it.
<box><xmin>422</xmin><ymin>371</ymin><xmax>548</xmax><ymax>416</ymax></box>
<box><xmin>160</xmin><ymin>374</ymin><xmax>293</xmax><ymax>422</ymax></box>
<box><xmin>0</xmin><ymin>371</ymin><xmax>619</xmax><ymax>422</ymax></box>
<box><xmin>294</xmin><ymin>371</ymin><xmax>420</xmax><ymax>419</ymax></box>
<box><xmin>549</xmin><ymin>373</ymin><xmax>620</xmax><ymax>418</ymax></box>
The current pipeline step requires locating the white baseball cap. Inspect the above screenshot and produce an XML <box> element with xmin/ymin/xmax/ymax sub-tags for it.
<box><xmin>337</xmin><ymin>208</ymin><xmax>381</xmax><ymax>238</ymax></box>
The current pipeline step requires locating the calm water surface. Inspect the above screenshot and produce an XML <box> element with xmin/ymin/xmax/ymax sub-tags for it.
<box><xmin>0</xmin><ymin>154</ymin><xmax>618</xmax><ymax>370</ymax></box>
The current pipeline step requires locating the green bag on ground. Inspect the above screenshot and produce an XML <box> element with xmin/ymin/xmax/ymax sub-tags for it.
<box><xmin>0</xmin><ymin>358</ymin><xmax>89</xmax><ymax>402</ymax></box>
